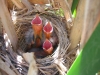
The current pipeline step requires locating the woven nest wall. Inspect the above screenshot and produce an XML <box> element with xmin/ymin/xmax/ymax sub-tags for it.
<box><xmin>12</xmin><ymin>6</ymin><xmax>70</xmax><ymax>75</ymax></box>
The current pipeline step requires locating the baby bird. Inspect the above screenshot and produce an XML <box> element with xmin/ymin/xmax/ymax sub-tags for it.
<box><xmin>43</xmin><ymin>22</ymin><xmax>53</xmax><ymax>39</ymax></box>
<box><xmin>31</xmin><ymin>14</ymin><xmax>43</xmax><ymax>41</ymax></box>
<box><xmin>43</xmin><ymin>39</ymin><xmax>53</xmax><ymax>55</ymax></box>
<box><xmin>25</xmin><ymin>29</ymin><xmax>34</xmax><ymax>50</ymax></box>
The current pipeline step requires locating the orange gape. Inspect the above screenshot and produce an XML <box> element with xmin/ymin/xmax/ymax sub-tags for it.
<box><xmin>44</xmin><ymin>47</ymin><xmax>53</xmax><ymax>55</ymax></box>
<box><xmin>43</xmin><ymin>39</ymin><xmax>53</xmax><ymax>55</ymax></box>
<box><xmin>43</xmin><ymin>22</ymin><xmax>53</xmax><ymax>39</ymax></box>
<box><xmin>35</xmin><ymin>37</ymin><xmax>41</xmax><ymax>47</ymax></box>
<box><xmin>44</xmin><ymin>32</ymin><xmax>51</xmax><ymax>39</ymax></box>
<box><xmin>31</xmin><ymin>14</ymin><xmax>43</xmax><ymax>40</ymax></box>
<box><xmin>32</xmin><ymin>24</ymin><xmax>43</xmax><ymax>39</ymax></box>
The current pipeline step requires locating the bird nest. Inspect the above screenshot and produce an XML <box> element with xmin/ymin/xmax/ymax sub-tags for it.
<box><xmin>11</xmin><ymin>6</ymin><xmax>70</xmax><ymax>75</ymax></box>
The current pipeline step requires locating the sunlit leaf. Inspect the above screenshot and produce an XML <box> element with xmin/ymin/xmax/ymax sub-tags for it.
<box><xmin>67</xmin><ymin>22</ymin><xmax>100</xmax><ymax>75</ymax></box>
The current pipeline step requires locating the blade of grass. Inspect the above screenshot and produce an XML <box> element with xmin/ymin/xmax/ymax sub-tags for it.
<box><xmin>71</xmin><ymin>0</ymin><xmax>79</xmax><ymax>14</ymax></box>
<box><xmin>0</xmin><ymin>0</ymin><xmax>18</xmax><ymax>50</ymax></box>
<box><xmin>67</xmin><ymin>22</ymin><xmax>100</xmax><ymax>75</ymax></box>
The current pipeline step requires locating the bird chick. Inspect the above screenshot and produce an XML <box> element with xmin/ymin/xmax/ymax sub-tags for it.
<box><xmin>25</xmin><ymin>29</ymin><xmax>34</xmax><ymax>50</ymax></box>
<box><xmin>43</xmin><ymin>22</ymin><xmax>53</xmax><ymax>39</ymax></box>
<box><xmin>35</xmin><ymin>37</ymin><xmax>42</xmax><ymax>48</ymax></box>
<box><xmin>43</xmin><ymin>39</ymin><xmax>53</xmax><ymax>55</ymax></box>
<box><xmin>31</xmin><ymin>14</ymin><xmax>43</xmax><ymax>41</ymax></box>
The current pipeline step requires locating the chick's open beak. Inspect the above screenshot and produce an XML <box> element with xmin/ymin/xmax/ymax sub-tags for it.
<box><xmin>43</xmin><ymin>22</ymin><xmax>53</xmax><ymax>39</ymax></box>
<box><xmin>31</xmin><ymin>14</ymin><xmax>43</xmax><ymax>40</ymax></box>
<box><xmin>43</xmin><ymin>39</ymin><xmax>53</xmax><ymax>55</ymax></box>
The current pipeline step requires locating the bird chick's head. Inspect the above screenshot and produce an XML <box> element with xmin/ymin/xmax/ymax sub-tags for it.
<box><xmin>43</xmin><ymin>22</ymin><xmax>53</xmax><ymax>33</ymax></box>
<box><xmin>31</xmin><ymin>14</ymin><xmax>42</xmax><ymax>25</ymax></box>
<box><xmin>43</xmin><ymin>39</ymin><xmax>53</xmax><ymax>54</ymax></box>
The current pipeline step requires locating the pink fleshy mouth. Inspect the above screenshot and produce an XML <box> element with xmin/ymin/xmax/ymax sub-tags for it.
<box><xmin>43</xmin><ymin>22</ymin><xmax>53</xmax><ymax>33</ymax></box>
<box><xmin>43</xmin><ymin>39</ymin><xmax>52</xmax><ymax>50</ymax></box>
<box><xmin>31</xmin><ymin>14</ymin><xmax>42</xmax><ymax>25</ymax></box>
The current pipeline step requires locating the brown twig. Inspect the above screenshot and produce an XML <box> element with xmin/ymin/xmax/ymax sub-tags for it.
<box><xmin>0</xmin><ymin>58</ymin><xmax>16</xmax><ymax>75</ymax></box>
<box><xmin>67</xmin><ymin>0</ymin><xmax>73</xmax><ymax>9</ymax></box>
<box><xmin>0</xmin><ymin>0</ymin><xmax>18</xmax><ymax>51</ymax></box>
<box><xmin>21</xmin><ymin>0</ymin><xmax>33</xmax><ymax>11</ymax></box>
<box><xmin>80</xmin><ymin>0</ymin><xmax>100</xmax><ymax>48</ymax></box>
<box><xmin>11</xmin><ymin>0</ymin><xmax>25</xmax><ymax>9</ymax></box>
<box><xmin>68</xmin><ymin>0</ymin><xmax>86</xmax><ymax>51</ymax></box>
<box><xmin>56</xmin><ymin>0</ymin><xmax>73</xmax><ymax>29</ymax></box>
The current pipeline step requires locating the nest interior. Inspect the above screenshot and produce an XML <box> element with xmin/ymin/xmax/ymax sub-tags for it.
<box><xmin>12</xmin><ymin>6</ymin><xmax>70</xmax><ymax>75</ymax></box>
<box><xmin>0</xmin><ymin>4</ymin><xmax>80</xmax><ymax>75</ymax></box>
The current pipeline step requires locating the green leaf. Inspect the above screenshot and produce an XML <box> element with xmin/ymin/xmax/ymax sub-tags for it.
<box><xmin>71</xmin><ymin>0</ymin><xmax>79</xmax><ymax>13</ymax></box>
<box><xmin>72</xmin><ymin>9</ymin><xmax>77</xmax><ymax>18</ymax></box>
<box><xmin>67</xmin><ymin>22</ymin><xmax>100</xmax><ymax>75</ymax></box>
<box><xmin>55</xmin><ymin>8</ymin><xmax>64</xmax><ymax>17</ymax></box>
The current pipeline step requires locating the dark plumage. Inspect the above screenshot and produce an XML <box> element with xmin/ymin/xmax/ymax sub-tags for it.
<box><xmin>25</xmin><ymin>29</ymin><xmax>34</xmax><ymax>49</ymax></box>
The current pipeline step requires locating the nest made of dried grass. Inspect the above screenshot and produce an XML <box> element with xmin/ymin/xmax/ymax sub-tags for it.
<box><xmin>12</xmin><ymin>6</ymin><xmax>70</xmax><ymax>75</ymax></box>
